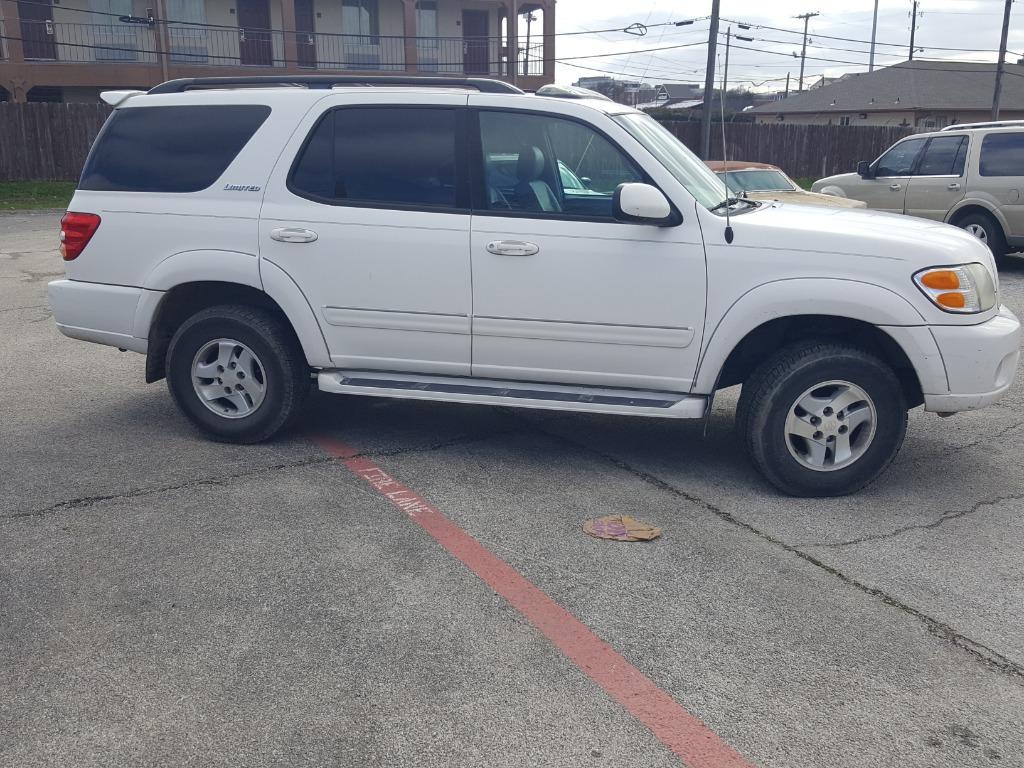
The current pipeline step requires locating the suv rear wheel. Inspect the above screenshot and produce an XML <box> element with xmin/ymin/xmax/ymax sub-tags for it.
<box><xmin>957</xmin><ymin>211</ymin><xmax>1008</xmax><ymax>258</ymax></box>
<box><xmin>166</xmin><ymin>305</ymin><xmax>310</xmax><ymax>443</ymax></box>
<box><xmin>737</xmin><ymin>342</ymin><xmax>907</xmax><ymax>497</ymax></box>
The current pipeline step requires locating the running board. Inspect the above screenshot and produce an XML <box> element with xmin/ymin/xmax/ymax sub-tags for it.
<box><xmin>317</xmin><ymin>371</ymin><xmax>707</xmax><ymax>419</ymax></box>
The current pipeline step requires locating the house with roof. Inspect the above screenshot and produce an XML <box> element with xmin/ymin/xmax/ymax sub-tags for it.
<box><xmin>750</xmin><ymin>60</ymin><xmax>1024</xmax><ymax>130</ymax></box>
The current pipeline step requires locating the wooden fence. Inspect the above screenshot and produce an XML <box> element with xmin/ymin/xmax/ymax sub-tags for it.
<box><xmin>0</xmin><ymin>102</ymin><xmax>912</xmax><ymax>182</ymax></box>
<box><xmin>0</xmin><ymin>103</ymin><xmax>112</xmax><ymax>182</ymax></box>
<box><xmin>663</xmin><ymin>121</ymin><xmax>913</xmax><ymax>179</ymax></box>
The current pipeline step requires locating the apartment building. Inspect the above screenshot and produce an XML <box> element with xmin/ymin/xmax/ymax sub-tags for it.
<box><xmin>0</xmin><ymin>0</ymin><xmax>554</xmax><ymax>101</ymax></box>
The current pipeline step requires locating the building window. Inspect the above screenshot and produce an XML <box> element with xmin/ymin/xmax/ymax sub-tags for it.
<box><xmin>416</xmin><ymin>0</ymin><xmax>438</xmax><ymax>68</ymax></box>
<box><xmin>342</xmin><ymin>0</ymin><xmax>379</xmax><ymax>44</ymax></box>
<box><xmin>839</xmin><ymin>116</ymin><xmax>851</xmax><ymax>126</ymax></box>
<box><xmin>166</xmin><ymin>0</ymin><xmax>209</xmax><ymax>63</ymax></box>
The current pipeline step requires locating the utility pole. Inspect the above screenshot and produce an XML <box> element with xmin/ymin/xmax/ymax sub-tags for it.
<box><xmin>869</xmin><ymin>0</ymin><xmax>879</xmax><ymax>71</ymax></box>
<box><xmin>795</xmin><ymin>12</ymin><xmax>819</xmax><ymax>92</ymax></box>
<box><xmin>784</xmin><ymin>72</ymin><xmax>790</xmax><ymax>98</ymax></box>
<box><xmin>700</xmin><ymin>0</ymin><xmax>722</xmax><ymax>160</ymax></box>
<box><xmin>908</xmin><ymin>0</ymin><xmax>920</xmax><ymax>61</ymax></box>
<box><xmin>992</xmin><ymin>0</ymin><xmax>1013</xmax><ymax>119</ymax></box>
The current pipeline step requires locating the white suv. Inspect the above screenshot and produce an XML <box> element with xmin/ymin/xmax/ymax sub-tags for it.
<box><xmin>48</xmin><ymin>76</ymin><xmax>1022</xmax><ymax>496</ymax></box>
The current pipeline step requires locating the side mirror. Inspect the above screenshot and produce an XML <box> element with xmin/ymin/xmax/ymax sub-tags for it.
<box><xmin>857</xmin><ymin>161</ymin><xmax>874</xmax><ymax>179</ymax></box>
<box><xmin>613</xmin><ymin>183</ymin><xmax>673</xmax><ymax>224</ymax></box>
<box><xmin>579</xmin><ymin>176</ymin><xmax>592</xmax><ymax>187</ymax></box>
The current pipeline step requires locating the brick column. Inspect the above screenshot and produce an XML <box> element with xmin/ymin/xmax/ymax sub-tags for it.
<box><xmin>280</xmin><ymin>0</ymin><xmax>299</xmax><ymax>71</ymax></box>
<box><xmin>507</xmin><ymin>0</ymin><xmax>518</xmax><ymax>82</ymax></box>
<box><xmin>3</xmin><ymin>0</ymin><xmax>26</xmax><ymax>65</ymax></box>
<box><xmin>402</xmin><ymin>0</ymin><xmax>417</xmax><ymax>73</ymax></box>
<box><xmin>541</xmin><ymin>0</ymin><xmax>554</xmax><ymax>84</ymax></box>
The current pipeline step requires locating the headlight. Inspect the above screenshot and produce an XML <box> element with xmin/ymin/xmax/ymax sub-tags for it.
<box><xmin>913</xmin><ymin>263</ymin><xmax>996</xmax><ymax>314</ymax></box>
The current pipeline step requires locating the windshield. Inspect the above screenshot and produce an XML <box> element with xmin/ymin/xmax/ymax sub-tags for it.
<box><xmin>717</xmin><ymin>169</ymin><xmax>796</xmax><ymax>193</ymax></box>
<box><xmin>615</xmin><ymin>113</ymin><xmax>728</xmax><ymax>210</ymax></box>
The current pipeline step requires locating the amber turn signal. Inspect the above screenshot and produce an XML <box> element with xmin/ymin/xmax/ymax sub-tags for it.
<box><xmin>936</xmin><ymin>292</ymin><xmax>967</xmax><ymax>309</ymax></box>
<box><xmin>920</xmin><ymin>270</ymin><xmax>960</xmax><ymax>290</ymax></box>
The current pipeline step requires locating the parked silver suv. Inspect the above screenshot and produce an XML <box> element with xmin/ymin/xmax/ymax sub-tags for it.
<box><xmin>813</xmin><ymin>121</ymin><xmax>1024</xmax><ymax>258</ymax></box>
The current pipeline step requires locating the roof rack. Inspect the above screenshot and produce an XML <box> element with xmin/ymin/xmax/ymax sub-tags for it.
<box><xmin>535</xmin><ymin>84</ymin><xmax>613</xmax><ymax>102</ymax></box>
<box><xmin>940</xmin><ymin>119</ymin><xmax>1024</xmax><ymax>132</ymax></box>
<box><xmin>148</xmin><ymin>75</ymin><xmax>524</xmax><ymax>95</ymax></box>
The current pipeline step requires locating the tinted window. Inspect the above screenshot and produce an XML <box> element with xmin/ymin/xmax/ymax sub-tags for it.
<box><xmin>80</xmin><ymin>105</ymin><xmax>270</xmax><ymax>193</ymax></box>
<box><xmin>479</xmin><ymin>111</ymin><xmax>643</xmax><ymax>219</ymax></box>
<box><xmin>290</xmin><ymin>107</ymin><xmax>459</xmax><ymax>209</ymax></box>
<box><xmin>916</xmin><ymin>136</ymin><xmax>967</xmax><ymax>176</ymax></box>
<box><xmin>875</xmin><ymin>137</ymin><xmax>927</xmax><ymax>177</ymax></box>
<box><xmin>980</xmin><ymin>132</ymin><xmax>1024</xmax><ymax>177</ymax></box>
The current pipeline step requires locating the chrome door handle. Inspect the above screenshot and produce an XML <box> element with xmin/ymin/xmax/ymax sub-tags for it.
<box><xmin>947</xmin><ymin>182</ymin><xmax>961</xmax><ymax>190</ymax></box>
<box><xmin>486</xmin><ymin>240</ymin><xmax>539</xmax><ymax>257</ymax></box>
<box><xmin>889</xmin><ymin>183</ymin><xmax>902</xmax><ymax>191</ymax></box>
<box><xmin>270</xmin><ymin>227</ymin><xmax>318</xmax><ymax>244</ymax></box>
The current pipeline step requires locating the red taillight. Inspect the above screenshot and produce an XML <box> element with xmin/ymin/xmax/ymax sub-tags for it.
<box><xmin>60</xmin><ymin>212</ymin><xmax>101</xmax><ymax>261</ymax></box>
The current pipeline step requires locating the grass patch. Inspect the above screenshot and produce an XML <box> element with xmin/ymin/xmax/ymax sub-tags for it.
<box><xmin>0</xmin><ymin>181</ymin><xmax>76</xmax><ymax>211</ymax></box>
<box><xmin>793</xmin><ymin>177</ymin><xmax>817</xmax><ymax>191</ymax></box>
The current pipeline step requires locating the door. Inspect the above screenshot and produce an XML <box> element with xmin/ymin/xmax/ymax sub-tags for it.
<box><xmin>904</xmin><ymin>135</ymin><xmax>969</xmax><ymax>221</ymax></box>
<box><xmin>237</xmin><ymin>0</ymin><xmax>272</xmax><ymax>66</ymax></box>
<box><xmin>260</xmin><ymin>96</ymin><xmax>473</xmax><ymax>376</ymax></box>
<box><xmin>469</xmin><ymin>107</ymin><xmax>707</xmax><ymax>392</ymax></box>
<box><xmin>462</xmin><ymin>10</ymin><xmax>488</xmax><ymax>75</ymax></box>
<box><xmin>857</xmin><ymin>136</ymin><xmax>928</xmax><ymax>213</ymax></box>
<box><xmin>294</xmin><ymin>0</ymin><xmax>316</xmax><ymax>67</ymax></box>
<box><xmin>18</xmin><ymin>0</ymin><xmax>56</xmax><ymax>60</ymax></box>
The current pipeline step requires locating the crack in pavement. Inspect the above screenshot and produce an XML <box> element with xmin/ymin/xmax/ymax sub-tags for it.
<box><xmin>518</xmin><ymin>417</ymin><xmax>1024</xmax><ymax>683</ymax></box>
<box><xmin>3</xmin><ymin>430</ymin><xmax>514</xmax><ymax>523</ymax></box>
<box><xmin>798</xmin><ymin>491</ymin><xmax>1024</xmax><ymax>549</ymax></box>
<box><xmin>2</xmin><ymin>455</ymin><xmax>337</xmax><ymax>522</ymax></box>
<box><xmin>909</xmin><ymin>418</ymin><xmax>1024</xmax><ymax>461</ymax></box>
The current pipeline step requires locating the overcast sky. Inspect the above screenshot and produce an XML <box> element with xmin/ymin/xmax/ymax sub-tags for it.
<box><xmin>551</xmin><ymin>0</ymin><xmax>1023</xmax><ymax>90</ymax></box>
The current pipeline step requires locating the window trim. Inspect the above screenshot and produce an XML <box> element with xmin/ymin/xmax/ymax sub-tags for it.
<box><xmin>468</xmin><ymin>106</ymin><xmax>682</xmax><ymax>226</ymax></box>
<box><xmin>285</xmin><ymin>104</ymin><xmax>471</xmax><ymax>214</ymax></box>
<box><xmin>979</xmin><ymin>131</ymin><xmax>1024</xmax><ymax>178</ymax></box>
<box><xmin>912</xmin><ymin>135</ymin><xmax>969</xmax><ymax>179</ymax></box>
<box><xmin>872</xmin><ymin>136</ymin><xmax>929</xmax><ymax>179</ymax></box>
<box><xmin>79</xmin><ymin>103</ymin><xmax>271</xmax><ymax>193</ymax></box>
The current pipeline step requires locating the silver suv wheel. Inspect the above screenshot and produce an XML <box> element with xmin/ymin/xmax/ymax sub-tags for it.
<box><xmin>964</xmin><ymin>223</ymin><xmax>989</xmax><ymax>244</ymax></box>
<box><xmin>191</xmin><ymin>338</ymin><xmax>267</xmax><ymax>419</ymax></box>
<box><xmin>784</xmin><ymin>380</ymin><xmax>877</xmax><ymax>472</ymax></box>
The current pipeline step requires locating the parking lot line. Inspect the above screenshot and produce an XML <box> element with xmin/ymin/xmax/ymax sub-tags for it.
<box><xmin>312</xmin><ymin>434</ymin><xmax>753</xmax><ymax>768</ymax></box>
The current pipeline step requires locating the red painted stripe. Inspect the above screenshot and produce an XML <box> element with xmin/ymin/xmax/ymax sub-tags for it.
<box><xmin>312</xmin><ymin>434</ymin><xmax>753</xmax><ymax>768</ymax></box>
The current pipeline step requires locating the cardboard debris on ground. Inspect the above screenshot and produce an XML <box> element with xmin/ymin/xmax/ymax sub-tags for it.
<box><xmin>583</xmin><ymin>515</ymin><xmax>661</xmax><ymax>542</ymax></box>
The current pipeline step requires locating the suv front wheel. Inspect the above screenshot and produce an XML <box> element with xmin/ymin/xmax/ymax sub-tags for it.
<box><xmin>166</xmin><ymin>305</ymin><xmax>310</xmax><ymax>443</ymax></box>
<box><xmin>736</xmin><ymin>342</ymin><xmax>907</xmax><ymax>496</ymax></box>
<box><xmin>956</xmin><ymin>211</ymin><xmax>1008</xmax><ymax>258</ymax></box>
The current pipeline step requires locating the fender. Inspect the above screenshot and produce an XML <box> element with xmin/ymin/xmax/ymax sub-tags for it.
<box><xmin>260</xmin><ymin>258</ymin><xmax>332</xmax><ymax>368</ymax></box>
<box><xmin>945</xmin><ymin>198</ymin><xmax>1011</xmax><ymax>233</ymax></box>
<box><xmin>134</xmin><ymin>249</ymin><xmax>331</xmax><ymax>368</ymax></box>
<box><xmin>144</xmin><ymin>248</ymin><xmax>262</xmax><ymax>292</ymax></box>
<box><xmin>815</xmin><ymin>185</ymin><xmax>848</xmax><ymax>198</ymax></box>
<box><xmin>693</xmin><ymin>278</ymin><xmax>933</xmax><ymax>394</ymax></box>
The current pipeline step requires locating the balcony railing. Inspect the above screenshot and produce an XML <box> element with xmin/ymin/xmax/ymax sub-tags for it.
<box><xmin>12</xmin><ymin>20</ymin><xmax>544</xmax><ymax>76</ymax></box>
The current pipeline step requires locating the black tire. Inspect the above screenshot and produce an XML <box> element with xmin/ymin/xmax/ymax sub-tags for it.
<box><xmin>166</xmin><ymin>305</ymin><xmax>310</xmax><ymax>443</ymax></box>
<box><xmin>956</xmin><ymin>211</ymin><xmax>1008</xmax><ymax>259</ymax></box>
<box><xmin>736</xmin><ymin>342</ymin><xmax>907</xmax><ymax>497</ymax></box>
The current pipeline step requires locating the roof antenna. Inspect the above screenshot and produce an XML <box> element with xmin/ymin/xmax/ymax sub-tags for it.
<box><xmin>720</xmin><ymin>29</ymin><xmax>734</xmax><ymax>244</ymax></box>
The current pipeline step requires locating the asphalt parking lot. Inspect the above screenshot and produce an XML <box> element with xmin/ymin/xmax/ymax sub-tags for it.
<box><xmin>3</xmin><ymin>210</ymin><xmax>1024</xmax><ymax>768</ymax></box>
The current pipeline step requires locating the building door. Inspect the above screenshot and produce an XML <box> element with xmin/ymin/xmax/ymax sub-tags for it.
<box><xmin>294</xmin><ymin>0</ymin><xmax>316</xmax><ymax>67</ymax></box>
<box><xmin>462</xmin><ymin>10</ymin><xmax>488</xmax><ymax>75</ymax></box>
<box><xmin>237</xmin><ymin>0</ymin><xmax>272</xmax><ymax>66</ymax></box>
<box><xmin>19</xmin><ymin>0</ymin><xmax>56</xmax><ymax>60</ymax></box>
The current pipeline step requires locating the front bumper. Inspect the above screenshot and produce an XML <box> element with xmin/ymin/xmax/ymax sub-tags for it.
<box><xmin>48</xmin><ymin>279</ymin><xmax>149</xmax><ymax>354</ymax></box>
<box><xmin>924</xmin><ymin>305</ymin><xmax>1021</xmax><ymax>413</ymax></box>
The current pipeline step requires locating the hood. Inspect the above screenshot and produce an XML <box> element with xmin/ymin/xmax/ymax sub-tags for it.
<box><xmin>744</xmin><ymin>190</ymin><xmax>866</xmax><ymax>209</ymax></box>
<box><xmin>726</xmin><ymin>202</ymin><xmax>997</xmax><ymax>274</ymax></box>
